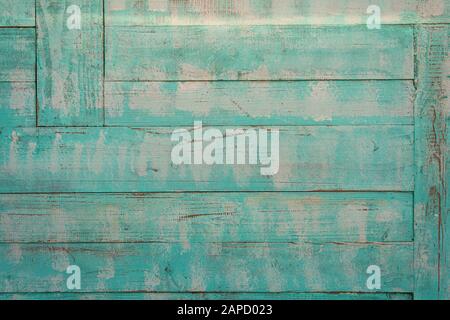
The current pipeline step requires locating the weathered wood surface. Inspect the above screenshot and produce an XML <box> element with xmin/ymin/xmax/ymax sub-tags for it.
<box><xmin>0</xmin><ymin>126</ymin><xmax>414</xmax><ymax>192</ymax></box>
<box><xmin>106</xmin><ymin>25</ymin><xmax>414</xmax><ymax>81</ymax></box>
<box><xmin>0</xmin><ymin>192</ymin><xmax>413</xmax><ymax>243</ymax></box>
<box><xmin>0</xmin><ymin>293</ymin><xmax>412</xmax><ymax>300</ymax></box>
<box><xmin>0</xmin><ymin>29</ymin><xmax>35</xmax><ymax>81</ymax></box>
<box><xmin>414</xmin><ymin>25</ymin><xmax>449</xmax><ymax>300</ymax></box>
<box><xmin>0</xmin><ymin>83</ymin><xmax>35</xmax><ymax>127</ymax></box>
<box><xmin>105</xmin><ymin>81</ymin><xmax>414</xmax><ymax>126</ymax></box>
<box><xmin>0</xmin><ymin>243</ymin><xmax>413</xmax><ymax>292</ymax></box>
<box><xmin>0</xmin><ymin>0</ymin><xmax>35</xmax><ymax>26</ymax></box>
<box><xmin>105</xmin><ymin>0</ymin><xmax>450</xmax><ymax>26</ymax></box>
<box><xmin>37</xmin><ymin>0</ymin><xmax>104</xmax><ymax>126</ymax></box>
<box><xmin>0</xmin><ymin>1</ymin><xmax>448</xmax><ymax>300</ymax></box>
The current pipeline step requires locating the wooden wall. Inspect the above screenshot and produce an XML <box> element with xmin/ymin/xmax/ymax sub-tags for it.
<box><xmin>0</xmin><ymin>0</ymin><xmax>448</xmax><ymax>300</ymax></box>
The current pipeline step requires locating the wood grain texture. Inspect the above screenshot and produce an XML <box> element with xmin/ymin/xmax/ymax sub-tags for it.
<box><xmin>0</xmin><ymin>243</ymin><xmax>413</xmax><ymax>292</ymax></box>
<box><xmin>0</xmin><ymin>192</ymin><xmax>413</xmax><ymax>243</ymax></box>
<box><xmin>106</xmin><ymin>25</ymin><xmax>414</xmax><ymax>81</ymax></box>
<box><xmin>0</xmin><ymin>29</ymin><xmax>35</xmax><ymax>81</ymax></box>
<box><xmin>0</xmin><ymin>0</ymin><xmax>35</xmax><ymax>26</ymax></box>
<box><xmin>105</xmin><ymin>81</ymin><xmax>414</xmax><ymax>126</ymax></box>
<box><xmin>414</xmin><ymin>25</ymin><xmax>449</xmax><ymax>300</ymax></box>
<box><xmin>0</xmin><ymin>126</ymin><xmax>414</xmax><ymax>192</ymax></box>
<box><xmin>0</xmin><ymin>82</ymin><xmax>35</xmax><ymax>127</ymax></box>
<box><xmin>446</xmin><ymin>127</ymin><xmax>450</xmax><ymax>300</ymax></box>
<box><xmin>37</xmin><ymin>0</ymin><xmax>103</xmax><ymax>126</ymax></box>
<box><xmin>105</xmin><ymin>0</ymin><xmax>450</xmax><ymax>26</ymax></box>
<box><xmin>0</xmin><ymin>292</ymin><xmax>412</xmax><ymax>300</ymax></box>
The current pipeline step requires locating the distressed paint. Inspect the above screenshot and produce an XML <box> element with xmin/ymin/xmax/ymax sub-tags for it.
<box><xmin>0</xmin><ymin>243</ymin><xmax>413</xmax><ymax>293</ymax></box>
<box><xmin>105</xmin><ymin>81</ymin><xmax>414</xmax><ymax>126</ymax></box>
<box><xmin>0</xmin><ymin>0</ymin><xmax>448</xmax><ymax>300</ymax></box>
<box><xmin>0</xmin><ymin>293</ymin><xmax>412</xmax><ymax>300</ymax></box>
<box><xmin>0</xmin><ymin>82</ymin><xmax>35</xmax><ymax>127</ymax></box>
<box><xmin>105</xmin><ymin>0</ymin><xmax>450</xmax><ymax>26</ymax></box>
<box><xmin>0</xmin><ymin>192</ymin><xmax>413</xmax><ymax>243</ymax></box>
<box><xmin>37</xmin><ymin>0</ymin><xmax>104</xmax><ymax>126</ymax></box>
<box><xmin>0</xmin><ymin>0</ymin><xmax>35</xmax><ymax>27</ymax></box>
<box><xmin>0</xmin><ymin>126</ymin><xmax>414</xmax><ymax>192</ymax></box>
<box><xmin>0</xmin><ymin>29</ymin><xmax>35</xmax><ymax>81</ymax></box>
<box><xmin>106</xmin><ymin>25</ymin><xmax>414</xmax><ymax>81</ymax></box>
<box><xmin>414</xmin><ymin>25</ymin><xmax>449</xmax><ymax>300</ymax></box>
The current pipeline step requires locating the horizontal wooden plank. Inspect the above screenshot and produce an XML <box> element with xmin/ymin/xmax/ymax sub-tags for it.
<box><xmin>0</xmin><ymin>126</ymin><xmax>414</xmax><ymax>192</ymax></box>
<box><xmin>0</xmin><ymin>0</ymin><xmax>35</xmax><ymax>26</ymax></box>
<box><xmin>0</xmin><ymin>292</ymin><xmax>412</xmax><ymax>300</ymax></box>
<box><xmin>0</xmin><ymin>243</ymin><xmax>413</xmax><ymax>292</ymax></box>
<box><xmin>0</xmin><ymin>82</ymin><xmax>35</xmax><ymax>127</ymax></box>
<box><xmin>105</xmin><ymin>0</ymin><xmax>450</xmax><ymax>26</ymax></box>
<box><xmin>106</xmin><ymin>81</ymin><xmax>414</xmax><ymax>126</ymax></box>
<box><xmin>106</xmin><ymin>25</ymin><xmax>414</xmax><ymax>81</ymax></box>
<box><xmin>0</xmin><ymin>192</ymin><xmax>413</xmax><ymax>243</ymax></box>
<box><xmin>37</xmin><ymin>0</ymin><xmax>104</xmax><ymax>126</ymax></box>
<box><xmin>0</xmin><ymin>29</ymin><xmax>35</xmax><ymax>81</ymax></box>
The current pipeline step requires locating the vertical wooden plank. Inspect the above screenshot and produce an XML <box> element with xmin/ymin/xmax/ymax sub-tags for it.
<box><xmin>414</xmin><ymin>25</ymin><xmax>449</xmax><ymax>300</ymax></box>
<box><xmin>37</xmin><ymin>0</ymin><xmax>103</xmax><ymax>126</ymax></box>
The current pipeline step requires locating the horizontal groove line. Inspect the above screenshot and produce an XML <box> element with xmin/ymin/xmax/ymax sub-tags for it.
<box><xmin>0</xmin><ymin>26</ymin><xmax>35</xmax><ymax>29</ymax></box>
<box><xmin>105</xmin><ymin>79</ymin><xmax>415</xmax><ymax>83</ymax></box>
<box><xmin>0</xmin><ymin>241</ymin><xmax>414</xmax><ymax>245</ymax></box>
<box><xmin>102</xmin><ymin>124</ymin><xmax>414</xmax><ymax>128</ymax></box>
<box><xmin>0</xmin><ymin>291</ymin><xmax>413</xmax><ymax>295</ymax></box>
<box><xmin>27</xmin><ymin>125</ymin><xmax>415</xmax><ymax>129</ymax></box>
<box><xmin>17</xmin><ymin>124</ymin><xmax>416</xmax><ymax>129</ymax></box>
<box><xmin>104</xmin><ymin>23</ymin><xmax>421</xmax><ymax>27</ymax></box>
<box><xmin>0</xmin><ymin>191</ymin><xmax>414</xmax><ymax>195</ymax></box>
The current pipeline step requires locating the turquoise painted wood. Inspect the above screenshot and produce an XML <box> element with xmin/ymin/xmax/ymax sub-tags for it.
<box><xmin>0</xmin><ymin>192</ymin><xmax>413</xmax><ymax>243</ymax></box>
<box><xmin>0</xmin><ymin>0</ymin><xmax>449</xmax><ymax>300</ymax></box>
<box><xmin>0</xmin><ymin>29</ymin><xmax>35</xmax><ymax>81</ymax></box>
<box><xmin>37</xmin><ymin>0</ymin><xmax>104</xmax><ymax>126</ymax></box>
<box><xmin>414</xmin><ymin>25</ymin><xmax>449</xmax><ymax>300</ymax></box>
<box><xmin>106</xmin><ymin>25</ymin><xmax>414</xmax><ymax>81</ymax></box>
<box><xmin>0</xmin><ymin>83</ymin><xmax>35</xmax><ymax>127</ymax></box>
<box><xmin>105</xmin><ymin>81</ymin><xmax>414</xmax><ymax>126</ymax></box>
<box><xmin>0</xmin><ymin>243</ymin><xmax>413</xmax><ymax>292</ymax></box>
<box><xmin>0</xmin><ymin>293</ymin><xmax>412</xmax><ymax>300</ymax></box>
<box><xmin>0</xmin><ymin>126</ymin><xmax>414</xmax><ymax>192</ymax></box>
<box><xmin>0</xmin><ymin>0</ymin><xmax>35</xmax><ymax>26</ymax></box>
<box><xmin>105</xmin><ymin>0</ymin><xmax>450</xmax><ymax>26</ymax></box>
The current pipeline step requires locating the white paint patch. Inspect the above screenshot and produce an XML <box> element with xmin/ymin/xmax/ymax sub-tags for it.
<box><xmin>180</xmin><ymin>64</ymin><xmax>211</xmax><ymax>80</ymax></box>
<box><xmin>50</xmin><ymin>133</ymin><xmax>62</xmax><ymax>174</ymax></box>
<box><xmin>8</xmin><ymin>131</ymin><xmax>19</xmax><ymax>173</ymax></box>
<box><xmin>144</xmin><ymin>265</ymin><xmax>161</xmax><ymax>289</ymax></box>
<box><xmin>89</xmin><ymin>131</ymin><xmax>106</xmax><ymax>174</ymax></box>
<box><xmin>8</xmin><ymin>244</ymin><xmax>23</xmax><ymax>264</ymax></box>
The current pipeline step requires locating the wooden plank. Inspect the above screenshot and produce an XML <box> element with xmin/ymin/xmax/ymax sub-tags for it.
<box><xmin>414</xmin><ymin>25</ymin><xmax>449</xmax><ymax>300</ymax></box>
<box><xmin>0</xmin><ymin>243</ymin><xmax>413</xmax><ymax>292</ymax></box>
<box><xmin>106</xmin><ymin>25</ymin><xmax>414</xmax><ymax>81</ymax></box>
<box><xmin>0</xmin><ymin>292</ymin><xmax>412</xmax><ymax>300</ymax></box>
<box><xmin>0</xmin><ymin>0</ymin><xmax>35</xmax><ymax>27</ymax></box>
<box><xmin>37</xmin><ymin>0</ymin><xmax>103</xmax><ymax>126</ymax></box>
<box><xmin>446</xmin><ymin>128</ymin><xmax>450</xmax><ymax>300</ymax></box>
<box><xmin>105</xmin><ymin>80</ymin><xmax>414</xmax><ymax>126</ymax></box>
<box><xmin>0</xmin><ymin>126</ymin><xmax>414</xmax><ymax>192</ymax></box>
<box><xmin>0</xmin><ymin>29</ymin><xmax>35</xmax><ymax>81</ymax></box>
<box><xmin>105</xmin><ymin>0</ymin><xmax>450</xmax><ymax>26</ymax></box>
<box><xmin>0</xmin><ymin>192</ymin><xmax>413</xmax><ymax>243</ymax></box>
<box><xmin>0</xmin><ymin>82</ymin><xmax>35</xmax><ymax>127</ymax></box>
